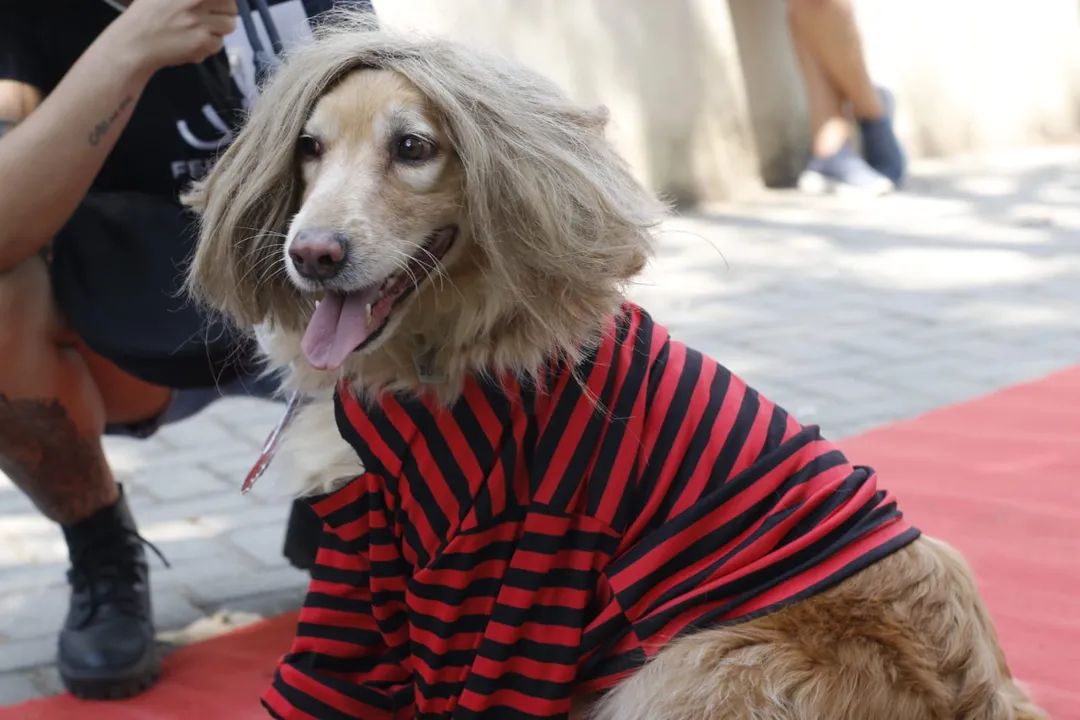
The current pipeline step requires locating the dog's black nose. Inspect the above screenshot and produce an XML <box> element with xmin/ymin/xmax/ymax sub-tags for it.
<box><xmin>289</xmin><ymin>229</ymin><xmax>348</xmax><ymax>281</ymax></box>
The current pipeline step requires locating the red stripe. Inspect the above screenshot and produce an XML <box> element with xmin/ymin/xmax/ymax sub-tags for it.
<box><xmin>662</xmin><ymin>357</ymin><xmax>722</xmax><ymax>519</ymax></box>
<box><xmin>278</xmin><ymin>662</ymin><xmax>395</xmax><ymax>719</ymax></box>
<box><xmin>289</xmin><ymin>635</ymin><xmax>380</xmax><ymax>662</ymax></box>
<box><xmin>379</xmin><ymin>395</ymin><xmax>445</xmax><ymax>556</ymax></box>
<box><xmin>588</xmin><ymin>311</ymin><xmax>648</xmax><ymax>525</ymax></box>
<box><xmin>613</xmin><ymin>438</ymin><xmax>842</xmax><ymax>595</ymax></box>
<box><xmin>458</xmin><ymin>685</ymin><xmax>571</xmax><ymax>715</ymax></box>
<box><xmin>406</xmin><ymin>589</ymin><xmax>499</xmax><ymax>624</ymax></box>
<box><xmin>633</xmin><ymin>333</ymin><xmax>686</xmax><ymax>467</ymax></box>
<box><xmin>482</xmin><ymin>652</ymin><xmax>578</xmax><ymax>683</ymax></box>
<box><xmin>632</xmin><ymin>470</ymin><xmax>886</xmax><ymax>626</ymax></box>
<box><xmin>574</xmin><ymin>665</ymin><xmax>638</xmax><ymax>695</ymax></box>
<box><xmin>484</xmin><ymin>619</ymin><xmax>582</xmax><ymax>647</ymax></box>
<box><xmin>534</xmin><ymin>323</ymin><xmax>618</xmax><ymax>505</ymax></box>
<box><xmin>642</xmin><ymin>519</ymin><xmax>913</xmax><ymax>652</ymax></box>
<box><xmin>613</xmin><ymin>342</ymin><xmax>689</xmax><ymax>552</ymax></box>
<box><xmin>411</xmin><ymin>560</ymin><xmax>514</xmax><ymax>592</ymax></box>
<box><xmin>262</xmin><ymin>682</ymin><xmax>322</xmax><ymax>720</ymax></box>
<box><xmin>407</xmin><ymin>623</ymin><xmax>489</xmax><ymax>655</ymax></box>
<box><xmin>729</xmin><ymin>390</ymin><xmax>778</xmax><ymax>484</ymax></box>
<box><xmin>497</xmin><ymin>585</ymin><xmax>592</xmax><ymax>610</ymax></box>
<box><xmin>339</xmin><ymin>385</ymin><xmax>403</xmax><ymax>477</ymax></box>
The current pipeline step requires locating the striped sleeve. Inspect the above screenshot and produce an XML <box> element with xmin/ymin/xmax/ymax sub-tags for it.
<box><xmin>600</xmin><ymin>331</ymin><xmax>918</xmax><ymax>658</ymax></box>
<box><xmin>262</xmin><ymin>478</ymin><xmax>414</xmax><ymax>720</ymax></box>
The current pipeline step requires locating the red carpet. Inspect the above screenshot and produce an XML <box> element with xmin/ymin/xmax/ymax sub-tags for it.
<box><xmin>839</xmin><ymin>365</ymin><xmax>1080</xmax><ymax>718</ymax></box>
<box><xmin>3</xmin><ymin>613</ymin><xmax>299</xmax><ymax>720</ymax></box>
<box><xmin>3</xmin><ymin>367</ymin><xmax>1078</xmax><ymax>718</ymax></box>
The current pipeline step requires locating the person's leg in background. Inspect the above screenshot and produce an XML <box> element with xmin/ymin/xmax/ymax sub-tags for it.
<box><xmin>787</xmin><ymin>0</ymin><xmax>906</xmax><ymax>192</ymax></box>
<box><xmin>0</xmin><ymin>254</ymin><xmax>172</xmax><ymax>698</ymax></box>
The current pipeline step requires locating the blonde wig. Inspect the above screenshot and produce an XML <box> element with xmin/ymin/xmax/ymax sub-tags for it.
<box><xmin>186</xmin><ymin>9</ymin><xmax>668</xmax><ymax>397</ymax></box>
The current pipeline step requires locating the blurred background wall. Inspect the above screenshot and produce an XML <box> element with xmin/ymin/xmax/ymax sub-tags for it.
<box><xmin>370</xmin><ymin>0</ymin><xmax>1080</xmax><ymax>204</ymax></box>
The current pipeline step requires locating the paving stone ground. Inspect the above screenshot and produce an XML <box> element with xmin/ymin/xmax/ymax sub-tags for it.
<box><xmin>3</xmin><ymin>145</ymin><xmax>1080</xmax><ymax>704</ymax></box>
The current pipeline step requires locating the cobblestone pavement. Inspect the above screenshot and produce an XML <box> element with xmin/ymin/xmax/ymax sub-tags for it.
<box><xmin>3</xmin><ymin>146</ymin><xmax>1080</xmax><ymax>704</ymax></box>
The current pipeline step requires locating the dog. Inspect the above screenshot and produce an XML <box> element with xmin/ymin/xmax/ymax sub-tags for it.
<box><xmin>184</xmin><ymin>13</ymin><xmax>1049</xmax><ymax>720</ymax></box>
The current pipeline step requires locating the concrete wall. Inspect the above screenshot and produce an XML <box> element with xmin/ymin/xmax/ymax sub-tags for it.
<box><xmin>370</xmin><ymin>0</ymin><xmax>1080</xmax><ymax>201</ymax></box>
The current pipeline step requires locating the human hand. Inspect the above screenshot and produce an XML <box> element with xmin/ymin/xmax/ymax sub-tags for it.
<box><xmin>106</xmin><ymin>0</ymin><xmax>239</xmax><ymax>74</ymax></box>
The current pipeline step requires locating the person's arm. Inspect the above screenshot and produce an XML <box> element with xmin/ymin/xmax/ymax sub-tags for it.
<box><xmin>0</xmin><ymin>0</ymin><xmax>239</xmax><ymax>272</ymax></box>
<box><xmin>0</xmin><ymin>45</ymin><xmax>151</xmax><ymax>270</ymax></box>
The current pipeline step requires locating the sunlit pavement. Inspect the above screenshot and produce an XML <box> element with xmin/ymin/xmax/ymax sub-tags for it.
<box><xmin>2</xmin><ymin>145</ymin><xmax>1079</xmax><ymax>703</ymax></box>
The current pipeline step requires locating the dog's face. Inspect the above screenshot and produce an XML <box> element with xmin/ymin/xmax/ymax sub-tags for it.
<box><xmin>188</xmin><ymin>31</ymin><xmax>662</xmax><ymax>397</ymax></box>
<box><xmin>285</xmin><ymin>69</ymin><xmax>465</xmax><ymax>371</ymax></box>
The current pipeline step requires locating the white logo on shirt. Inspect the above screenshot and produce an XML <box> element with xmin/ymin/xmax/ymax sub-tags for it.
<box><xmin>176</xmin><ymin>104</ymin><xmax>235</xmax><ymax>151</ymax></box>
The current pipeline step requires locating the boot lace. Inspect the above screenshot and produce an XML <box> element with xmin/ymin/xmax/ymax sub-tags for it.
<box><xmin>66</xmin><ymin>526</ymin><xmax>170</xmax><ymax>624</ymax></box>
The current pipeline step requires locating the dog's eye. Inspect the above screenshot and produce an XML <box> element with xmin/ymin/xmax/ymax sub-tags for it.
<box><xmin>297</xmin><ymin>134</ymin><xmax>324</xmax><ymax>159</ymax></box>
<box><xmin>395</xmin><ymin>134</ymin><xmax>436</xmax><ymax>163</ymax></box>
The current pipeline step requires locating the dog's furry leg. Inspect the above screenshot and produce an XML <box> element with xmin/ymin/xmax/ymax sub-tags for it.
<box><xmin>272</xmin><ymin>391</ymin><xmax>365</xmax><ymax>498</ymax></box>
<box><xmin>580</xmin><ymin>537</ymin><xmax>1050</xmax><ymax>720</ymax></box>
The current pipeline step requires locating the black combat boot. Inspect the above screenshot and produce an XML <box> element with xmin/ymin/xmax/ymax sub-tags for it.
<box><xmin>58</xmin><ymin>486</ymin><xmax>163</xmax><ymax>699</ymax></box>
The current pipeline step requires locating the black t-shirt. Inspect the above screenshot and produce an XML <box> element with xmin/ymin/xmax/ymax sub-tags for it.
<box><xmin>0</xmin><ymin>0</ymin><xmax>340</xmax><ymax>198</ymax></box>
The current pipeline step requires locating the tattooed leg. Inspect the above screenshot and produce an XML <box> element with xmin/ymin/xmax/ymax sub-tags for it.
<box><xmin>0</xmin><ymin>397</ymin><xmax>118</xmax><ymax>524</ymax></box>
<box><xmin>0</xmin><ymin>255</ymin><xmax>118</xmax><ymax>525</ymax></box>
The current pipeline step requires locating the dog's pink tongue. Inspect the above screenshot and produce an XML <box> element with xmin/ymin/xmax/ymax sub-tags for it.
<box><xmin>301</xmin><ymin>289</ymin><xmax>379</xmax><ymax>371</ymax></box>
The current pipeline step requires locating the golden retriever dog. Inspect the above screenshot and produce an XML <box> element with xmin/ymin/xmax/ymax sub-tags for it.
<box><xmin>184</xmin><ymin>12</ymin><xmax>1048</xmax><ymax>720</ymax></box>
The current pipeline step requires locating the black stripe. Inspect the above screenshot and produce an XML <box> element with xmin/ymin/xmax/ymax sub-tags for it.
<box><xmin>314</xmin><ymin>527</ymin><xmax>356</xmax><ymax>554</ymax></box>
<box><xmin>516</xmin><ymin>527</ymin><xmax>621</xmax><ymax>557</ymax></box>
<box><xmin>398</xmin><ymin>447</ymin><xmax>451</xmax><ymax>566</ymax></box>
<box><xmin>408</xmin><ymin>576</ymin><xmax>503</xmax><ymax>604</ymax></box>
<box><xmin>272</xmin><ymin>667</ymin><xmax>394</xmax><ymax>717</ymax></box>
<box><xmin>612</xmin><ymin>445</ymin><xmax>851</xmax><ymax>610</ymax></box>
<box><xmin>302</xmin><ymin>590</ymin><xmax>372</xmax><ymax>617</ymax></box>
<box><xmin>454</xmin><ymin>387</ymin><xmax>500</xmax><ymax>477</ymax></box>
<box><xmin>333</xmin><ymin>394</ymin><xmax>387</xmax><ymax>477</ymax></box>
<box><xmin>408</xmin><ymin>609</ymin><xmax>493</xmax><ymax>637</ymax></box>
<box><xmin>452</xmin><ymin>667</ymin><xmax>574</xmax><ymax>701</ymax></box>
<box><xmin>634</xmin><ymin>347</ymin><xmax>704</xmax><ymax>530</ymax></box>
<box><xmin>282</xmin><ymin>644</ymin><xmax>408</xmax><ymax>678</ymax></box>
<box><xmin>689</xmin><ymin>526</ymin><xmax>922</xmax><ymax>633</ymax></box>
<box><xmin>502</xmin><ymin>565</ymin><xmax>598</xmax><ymax>592</ymax></box>
<box><xmin>399</xmin><ymin>400</ymin><xmax>476</xmax><ymax>522</ymax></box>
<box><xmin>764</xmin><ymin>401</ymin><xmax>791</xmax><ymax>450</ymax></box>
<box><xmin>578</xmin><ymin>644</ymin><xmax>647</xmax><ymax>688</ymax></box>
<box><xmin>623</xmin><ymin>500</ymin><xmax>804</xmax><ymax>618</ymax></box>
<box><xmin>488</xmin><ymin>599</ymin><xmax>589</xmax><ymax>631</ymax></box>
<box><xmin>425</xmin><ymin>537</ymin><xmax>516</xmax><ymax>572</ymax></box>
<box><xmin>427</xmin><ymin>706</ymin><xmax>559</xmax><ymax>720</ymax></box>
<box><xmin>651</xmin><ymin>351</ymin><xmax>729</xmax><ymax>524</ymax></box>
<box><xmin>631</xmin><ymin>493</ymin><xmax>912</xmax><ymax>640</ymax></box>
<box><xmin>701</xmin><ymin>378</ymin><xmax>763</xmax><ymax>498</ymax></box>
<box><xmin>469</xmin><ymin>632</ymin><xmax>582</xmax><ymax>666</ymax></box>
<box><xmin>644</xmin><ymin>335</ymin><xmax>671</xmax><ymax>407</ymax></box>
<box><xmin>529</xmin><ymin>345</ymin><xmax>600</xmax><ymax>493</ymax></box>
<box><xmin>452</xmin><ymin>388</ymin><xmax>505</xmax><ymax>527</ymax></box>
<box><xmin>311</xmin><ymin>563</ymin><xmax>368</xmax><ymax>588</ymax></box>
<box><xmin>547</xmin><ymin>353</ymin><xmax>622</xmax><ymax>511</ymax></box>
<box><xmin>295</xmin><ymin>621</ymin><xmax>384</xmax><ymax>650</ymax></box>
<box><xmin>585</xmin><ymin>312</ymin><xmax>653</xmax><ymax>516</ymax></box>
<box><xmin>776</xmin><ymin>470</ymin><xmax>865</xmax><ymax>547</ymax></box>
<box><xmin>516</xmin><ymin>383</ymin><xmax>542</xmax><ymax>499</ymax></box>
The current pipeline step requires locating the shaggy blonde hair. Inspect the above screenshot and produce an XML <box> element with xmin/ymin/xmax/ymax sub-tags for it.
<box><xmin>186</xmin><ymin>10</ymin><xmax>666</xmax><ymax>396</ymax></box>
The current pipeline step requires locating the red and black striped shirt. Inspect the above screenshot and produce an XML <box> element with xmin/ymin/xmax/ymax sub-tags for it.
<box><xmin>263</xmin><ymin>303</ymin><xmax>919</xmax><ymax>719</ymax></box>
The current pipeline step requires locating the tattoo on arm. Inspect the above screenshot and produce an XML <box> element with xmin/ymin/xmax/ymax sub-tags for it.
<box><xmin>88</xmin><ymin>94</ymin><xmax>134</xmax><ymax>147</ymax></box>
<box><xmin>0</xmin><ymin>119</ymin><xmax>15</xmax><ymax>138</ymax></box>
<box><xmin>0</xmin><ymin>393</ymin><xmax>117</xmax><ymax>526</ymax></box>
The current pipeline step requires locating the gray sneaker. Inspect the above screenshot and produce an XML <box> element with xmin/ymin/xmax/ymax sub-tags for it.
<box><xmin>797</xmin><ymin>142</ymin><xmax>894</xmax><ymax>197</ymax></box>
